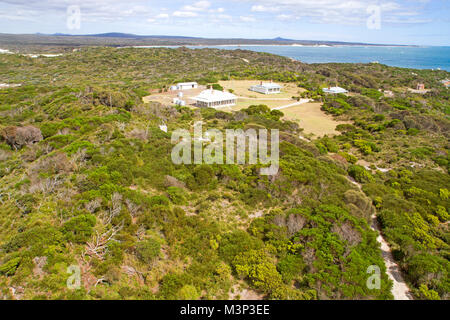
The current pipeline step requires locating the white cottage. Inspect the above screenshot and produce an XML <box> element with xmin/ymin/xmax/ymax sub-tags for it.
<box><xmin>250</xmin><ymin>82</ymin><xmax>282</xmax><ymax>94</ymax></box>
<box><xmin>192</xmin><ymin>88</ymin><xmax>237</xmax><ymax>108</ymax></box>
<box><xmin>322</xmin><ymin>86</ymin><xmax>348</xmax><ymax>94</ymax></box>
<box><xmin>176</xmin><ymin>82</ymin><xmax>198</xmax><ymax>90</ymax></box>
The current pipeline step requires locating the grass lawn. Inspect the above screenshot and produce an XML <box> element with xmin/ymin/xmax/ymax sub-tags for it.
<box><xmin>232</xmin><ymin>98</ymin><xmax>291</xmax><ymax>110</ymax></box>
<box><xmin>280</xmin><ymin>102</ymin><xmax>351</xmax><ymax>137</ymax></box>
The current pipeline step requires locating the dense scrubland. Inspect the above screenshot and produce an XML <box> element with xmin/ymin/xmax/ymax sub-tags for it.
<box><xmin>0</xmin><ymin>47</ymin><xmax>448</xmax><ymax>300</ymax></box>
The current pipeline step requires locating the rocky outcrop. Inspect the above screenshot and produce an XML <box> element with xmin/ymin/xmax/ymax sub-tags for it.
<box><xmin>1</xmin><ymin>126</ymin><xmax>43</xmax><ymax>150</ymax></box>
<box><xmin>164</xmin><ymin>175</ymin><xmax>186</xmax><ymax>189</ymax></box>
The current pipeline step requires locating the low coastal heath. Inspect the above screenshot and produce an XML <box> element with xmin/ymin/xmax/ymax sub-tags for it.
<box><xmin>171</xmin><ymin>121</ymin><xmax>279</xmax><ymax>175</ymax></box>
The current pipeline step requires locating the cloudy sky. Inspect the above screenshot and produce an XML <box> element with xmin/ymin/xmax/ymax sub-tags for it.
<box><xmin>0</xmin><ymin>0</ymin><xmax>449</xmax><ymax>45</ymax></box>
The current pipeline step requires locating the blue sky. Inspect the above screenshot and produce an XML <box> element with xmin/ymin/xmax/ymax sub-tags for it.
<box><xmin>0</xmin><ymin>0</ymin><xmax>448</xmax><ymax>45</ymax></box>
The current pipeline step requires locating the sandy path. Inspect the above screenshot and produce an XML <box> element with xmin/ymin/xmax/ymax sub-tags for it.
<box><xmin>370</xmin><ymin>214</ymin><xmax>413</xmax><ymax>300</ymax></box>
<box><xmin>272</xmin><ymin>99</ymin><xmax>312</xmax><ymax>110</ymax></box>
<box><xmin>346</xmin><ymin>176</ymin><xmax>413</xmax><ymax>300</ymax></box>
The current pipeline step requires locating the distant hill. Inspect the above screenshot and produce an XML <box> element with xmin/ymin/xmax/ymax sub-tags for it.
<box><xmin>0</xmin><ymin>32</ymin><xmax>402</xmax><ymax>49</ymax></box>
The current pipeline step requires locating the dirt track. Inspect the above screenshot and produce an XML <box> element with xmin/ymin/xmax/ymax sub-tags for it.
<box><xmin>348</xmin><ymin>176</ymin><xmax>413</xmax><ymax>300</ymax></box>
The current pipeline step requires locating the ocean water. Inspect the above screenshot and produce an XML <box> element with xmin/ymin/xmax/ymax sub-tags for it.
<box><xmin>183</xmin><ymin>45</ymin><xmax>450</xmax><ymax>71</ymax></box>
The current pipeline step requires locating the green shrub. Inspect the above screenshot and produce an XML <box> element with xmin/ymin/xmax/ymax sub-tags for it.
<box><xmin>167</xmin><ymin>186</ymin><xmax>187</xmax><ymax>205</ymax></box>
<box><xmin>189</xmin><ymin>164</ymin><xmax>216</xmax><ymax>190</ymax></box>
<box><xmin>233</xmin><ymin>249</ymin><xmax>283</xmax><ymax>294</ymax></box>
<box><xmin>277</xmin><ymin>255</ymin><xmax>305</xmax><ymax>283</ymax></box>
<box><xmin>178</xmin><ymin>285</ymin><xmax>200</xmax><ymax>300</ymax></box>
<box><xmin>0</xmin><ymin>257</ymin><xmax>21</xmax><ymax>276</ymax></box>
<box><xmin>212</xmin><ymin>83</ymin><xmax>224</xmax><ymax>91</ymax></box>
<box><xmin>361</xmin><ymin>88</ymin><xmax>383</xmax><ymax>100</ymax></box>
<box><xmin>149</xmin><ymin>195</ymin><xmax>170</xmax><ymax>207</ymax></box>
<box><xmin>339</xmin><ymin>152</ymin><xmax>358</xmax><ymax>164</ymax></box>
<box><xmin>62</xmin><ymin>214</ymin><xmax>96</xmax><ymax>243</ymax></box>
<box><xmin>219</xmin><ymin>230</ymin><xmax>264</xmax><ymax>264</ymax></box>
<box><xmin>348</xmin><ymin>165</ymin><xmax>374</xmax><ymax>183</ymax></box>
<box><xmin>135</xmin><ymin>239</ymin><xmax>161</xmax><ymax>264</ymax></box>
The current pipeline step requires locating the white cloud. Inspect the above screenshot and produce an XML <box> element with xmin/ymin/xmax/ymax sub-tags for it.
<box><xmin>251</xmin><ymin>5</ymin><xmax>280</xmax><ymax>12</ymax></box>
<box><xmin>182</xmin><ymin>1</ymin><xmax>211</xmax><ymax>12</ymax></box>
<box><xmin>240</xmin><ymin>16</ymin><xmax>256</xmax><ymax>22</ymax></box>
<box><xmin>173</xmin><ymin>11</ymin><xmax>198</xmax><ymax>18</ymax></box>
<box><xmin>384</xmin><ymin>17</ymin><xmax>432</xmax><ymax>24</ymax></box>
<box><xmin>209</xmin><ymin>7</ymin><xmax>225</xmax><ymax>13</ymax></box>
<box><xmin>156</xmin><ymin>13</ymin><xmax>169</xmax><ymax>19</ymax></box>
<box><xmin>241</xmin><ymin>0</ymin><xmax>431</xmax><ymax>25</ymax></box>
<box><xmin>276</xmin><ymin>14</ymin><xmax>292</xmax><ymax>21</ymax></box>
<box><xmin>0</xmin><ymin>0</ymin><xmax>438</xmax><ymax>28</ymax></box>
<box><xmin>217</xmin><ymin>14</ymin><xmax>232</xmax><ymax>20</ymax></box>
<box><xmin>0</xmin><ymin>0</ymin><xmax>156</xmax><ymax>23</ymax></box>
<box><xmin>208</xmin><ymin>13</ymin><xmax>233</xmax><ymax>23</ymax></box>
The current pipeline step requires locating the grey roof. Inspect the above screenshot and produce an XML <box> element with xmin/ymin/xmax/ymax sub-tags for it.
<box><xmin>251</xmin><ymin>82</ymin><xmax>282</xmax><ymax>89</ymax></box>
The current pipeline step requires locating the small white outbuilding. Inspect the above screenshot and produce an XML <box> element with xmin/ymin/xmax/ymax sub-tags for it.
<box><xmin>172</xmin><ymin>98</ymin><xmax>186</xmax><ymax>106</ymax></box>
<box><xmin>192</xmin><ymin>88</ymin><xmax>237</xmax><ymax>108</ymax></box>
<box><xmin>250</xmin><ymin>82</ymin><xmax>282</xmax><ymax>94</ymax></box>
<box><xmin>322</xmin><ymin>86</ymin><xmax>348</xmax><ymax>94</ymax></box>
<box><xmin>176</xmin><ymin>82</ymin><xmax>198</xmax><ymax>90</ymax></box>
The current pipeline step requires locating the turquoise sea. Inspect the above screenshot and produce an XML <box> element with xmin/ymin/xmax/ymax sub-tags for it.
<box><xmin>182</xmin><ymin>45</ymin><xmax>450</xmax><ymax>71</ymax></box>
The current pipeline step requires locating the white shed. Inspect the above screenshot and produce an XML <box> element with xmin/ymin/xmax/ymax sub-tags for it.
<box><xmin>177</xmin><ymin>82</ymin><xmax>198</xmax><ymax>90</ymax></box>
<box><xmin>322</xmin><ymin>86</ymin><xmax>348</xmax><ymax>94</ymax></box>
<box><xmin>172</xmin><ymin>98</ymin><xmax>186</xmax><ymax>106</ymax></box>
<box><xmin>250</xmin><ymin>82</ymin><xmax>282</xmax><ymax>94</ymax></box>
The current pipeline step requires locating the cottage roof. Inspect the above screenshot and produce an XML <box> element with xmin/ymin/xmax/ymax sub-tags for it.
<box><xmin>192</xmin><ymin>89</ymin><xmax>237</xmax><ymax>103</ymax></box>
<box><xmin>177</xmin><ymin>82</ymin><xmax>198</xmax><ymax>86</ymax></box>
<box><xmin>322</xmin><ymin>86</ymin><xmax>348</xmax><ymax>94</ymax></box>
<box><xmin>252</xmin><ymin>83</ymin><xmax>282</xmax><ymax>89</ymax></box>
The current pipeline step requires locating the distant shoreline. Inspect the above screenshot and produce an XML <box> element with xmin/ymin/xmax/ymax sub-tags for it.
<box><xmin>124</xmin><ymin>44</ymin><xmax>449</xmax><ymax>71</ymax></box>
<box><xmin>127</xmin><ymin>44</ymin><xmax>418</xmax><ymax>49</ymax></box>
<box><xmin>0</xmin><ymin>33</ymin><xmax>420</xmax><ymax>48</ymax></box>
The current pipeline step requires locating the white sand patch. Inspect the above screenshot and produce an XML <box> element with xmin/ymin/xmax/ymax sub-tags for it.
<box><xmin>298</xmin><ymin>135</ymin><xmax>311</xmax><ymax>142</ymax></box>
<box><xmin>0</xmin><ymin>83</ymin><xmax>22</xmax><ymax>89</ymax></box>
<box><xmin>23</xmin><ymin>53</ymin><xmax>63</xmax><ymax>58</ymax></box>
<box><xmin>0</xmin><ymin>48</ymin><xmax>13</xmax><ymax>54</ymax></box>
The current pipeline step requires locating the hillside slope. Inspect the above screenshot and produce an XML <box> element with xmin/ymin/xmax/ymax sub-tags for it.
<box><xmin>0</xmin><ymin>47</ymin><xmax>448</xmax><ymax>300</ymax></box>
